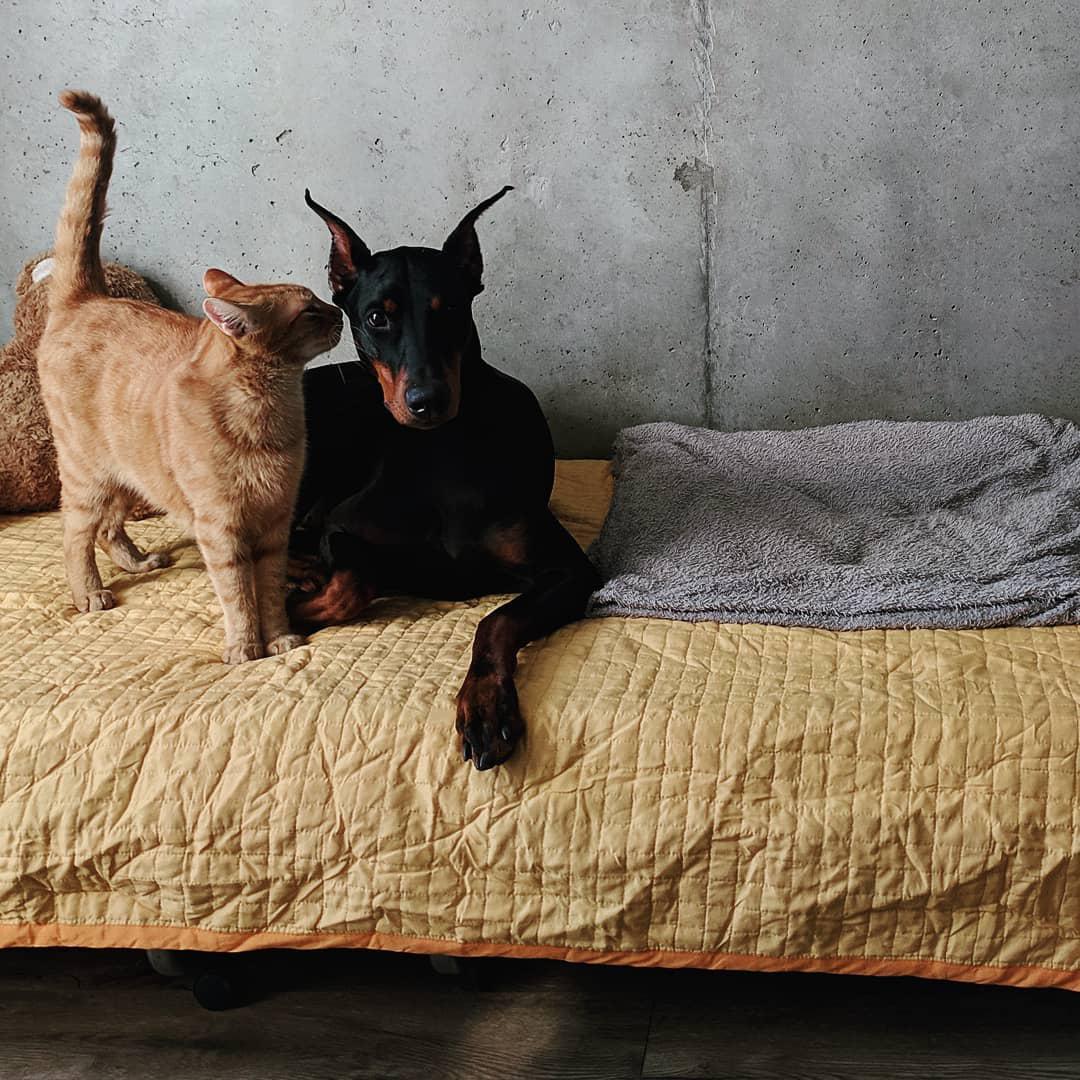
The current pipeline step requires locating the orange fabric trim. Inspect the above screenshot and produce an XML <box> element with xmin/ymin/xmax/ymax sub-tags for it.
<box><xmin>2</xmin><ymin>922</ymin><xmax>1077</xmax><ymax>992</ymax></box>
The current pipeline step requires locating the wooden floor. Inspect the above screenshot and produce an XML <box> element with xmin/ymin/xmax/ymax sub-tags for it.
<box><xmin>0</xmin><ymin>948</ymin><xmax>1077</xmax><ymax>1079</ymax></box>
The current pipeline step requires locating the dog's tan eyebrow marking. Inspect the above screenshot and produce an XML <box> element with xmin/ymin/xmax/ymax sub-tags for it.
<box><xmin>382</xmin><ymin>298</ymin><xmax>398</xmax><ymax>314</ymax></box>
<box><xmin>430</xmin><ymin>295</ymin><xmax>442</xmax><ymax>311</ymax></box>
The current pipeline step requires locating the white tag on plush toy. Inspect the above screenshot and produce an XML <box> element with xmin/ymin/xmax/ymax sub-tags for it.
<box><xmin>31</xmin><ymin>258</ymin><xmax>55</xmax><ymax>284</ymax></box>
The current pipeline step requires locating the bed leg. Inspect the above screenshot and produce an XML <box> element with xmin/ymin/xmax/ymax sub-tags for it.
<box><xmin>146</xmin><ymin>949</ymin><xmax>246</xmax><ymax>1009</ymax></box>
<box><xmin>192</xmin><ymin>969</ymin><xmax>244</xmax><ymax>1011</ymax></box>
<box><xmin>428</xmin><ymin>954</ymin><xmax>485</xmax><ymax>990</ymax></box>
<box><xmin>145</xmin><ymin>949</ymin><xmax>188</xmax><ymax>977</ymax></box>
<box><xmin>429</xmin><ymin>954</ymin><xmax>463</xmax><ymax>975</ymax></box>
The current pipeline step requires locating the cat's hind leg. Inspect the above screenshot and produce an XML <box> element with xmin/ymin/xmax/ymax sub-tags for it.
<box><xmin>97</xmin><ymin>492</ymin><xmax>170</xmax><ymax>573</ymax></box>
<box><xmin>61</xmin><ymin>481</ymin><xmax>115</xmax><ymax>612</ymax></box>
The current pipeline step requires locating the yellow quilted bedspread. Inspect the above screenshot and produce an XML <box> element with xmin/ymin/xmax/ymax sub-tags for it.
<box><xmin>1</xmin><ymin>460</ymin><xmax>1079</xmax><ymax>991</ymax></box>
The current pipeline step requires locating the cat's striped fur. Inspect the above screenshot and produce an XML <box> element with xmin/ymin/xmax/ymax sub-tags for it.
<box><xmin>38</xmin><ymin>91</ymin><xmax>342</xmax><ymax>663</ymax></box>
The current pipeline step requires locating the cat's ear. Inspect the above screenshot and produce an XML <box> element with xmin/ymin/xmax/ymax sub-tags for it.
<box><xmin>203</xmin><ymin>268</ymin><xmax>245</xmax><ymax>297</ymax></box>
<box><xmin>202</xmin><ymin>297</ymin><xmax>256</xmax><ymax>339</ymax></box>
<box><xmin>442</xmin><ymin>185</ymin><xmax>513</xmax><ymax>297</ymax></box>
<box><xmin>305</xmin><ymin>189</ymin><xmax>371</xmax><ymax>298</ymax></box>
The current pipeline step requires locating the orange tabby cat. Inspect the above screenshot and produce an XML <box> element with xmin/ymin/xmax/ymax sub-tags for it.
<box><xmin>38</xmin><ymin>91</ymin><xmax>342</xmax><ymax>663</ymax></box>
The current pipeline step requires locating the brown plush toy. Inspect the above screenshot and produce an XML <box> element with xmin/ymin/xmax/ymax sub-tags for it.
<box><xmin>0</xmin><ymin>252</ymin><xmax>161</xmax><ymax>513</ymax></box>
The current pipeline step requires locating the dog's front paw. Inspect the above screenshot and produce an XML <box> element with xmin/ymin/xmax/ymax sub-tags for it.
<box><xmin>266</xmin><ymin>633</ymin><xmax>305</xmax><ymax>656</ymax></box>
<box><xmin>222</xmin><ymin>641</ymin><xmax>265</xmax><ymax>665</ymax></box>
<box><xmin>456</xmin><ymin>669</ymin><xmax>524</xmax><ymax>771</ymax></box>
<box><xmin>77</xmin><ymin>589</ymin><xmax>116</xmax><ymax>613</ymax></box>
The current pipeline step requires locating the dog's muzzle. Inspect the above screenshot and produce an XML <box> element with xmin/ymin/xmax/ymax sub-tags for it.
<box><xmin>404</xmin><ymin>383</ymin><xmax>451</xmax><ymax>422</ymax></box>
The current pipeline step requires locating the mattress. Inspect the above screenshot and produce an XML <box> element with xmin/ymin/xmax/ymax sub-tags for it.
<box><xmin>0</xmin><ymin>460</ymin><xmax>1078</xmax><ymax>991</ymax></box>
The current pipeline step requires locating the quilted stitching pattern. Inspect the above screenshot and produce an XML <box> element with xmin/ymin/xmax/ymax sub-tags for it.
<box><xmin>0</xmin><ymin>460</ymin><xmax>1078</xmax><ymax>983</ymax></box>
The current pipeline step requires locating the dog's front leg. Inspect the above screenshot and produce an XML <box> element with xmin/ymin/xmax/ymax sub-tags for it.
<box><xmin>456</xmin><ymin>511</ymin><xmax>598</xmax><ymax>771</ymax></box>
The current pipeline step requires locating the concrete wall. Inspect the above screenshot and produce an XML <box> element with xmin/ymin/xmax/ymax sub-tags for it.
<box><xmin>3</xmin><ymin>1</ymin><xmax>1078</xmax><ymax>457</ymax></box>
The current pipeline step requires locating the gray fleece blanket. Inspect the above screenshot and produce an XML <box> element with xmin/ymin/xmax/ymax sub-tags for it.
<box><xmin>587</xmin><ymin>416</ymin><xmax>1080</xmax><ymax>629</ymax></box>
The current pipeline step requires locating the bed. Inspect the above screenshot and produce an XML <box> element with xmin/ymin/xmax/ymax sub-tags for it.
<box><xmin>1</xmin><ymin>460</ymin><xmax>1078</xmax><ymax>991</ymax></box>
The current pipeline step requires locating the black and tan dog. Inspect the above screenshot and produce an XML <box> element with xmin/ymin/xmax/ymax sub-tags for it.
<box><xmin>290</xmin><ymin>187</ymin><xmax>599</xmax><ymax>771</ymax></box>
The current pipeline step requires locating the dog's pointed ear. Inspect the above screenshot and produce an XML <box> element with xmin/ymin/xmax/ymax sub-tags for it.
<box><xmin>442</xmin><ymin>185</ymin><xmax>513</xmax><ymax>296</ymax></box>
<box><xmin>305</xmin><ymin>189</ymin><xmax>371</xmax><ymax>299</ymax></box>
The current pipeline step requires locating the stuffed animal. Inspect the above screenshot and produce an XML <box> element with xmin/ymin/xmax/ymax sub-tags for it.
<box><xmin>0</xmin><ymin>253</ymin><xmax>161</xmax><ymax>513</ymax></box>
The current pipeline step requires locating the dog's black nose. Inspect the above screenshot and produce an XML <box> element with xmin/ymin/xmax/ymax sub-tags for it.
<box><xmin>404</xmin><ymin>384</ymin><xmax>449</xmax><ymax>419</ymax></box>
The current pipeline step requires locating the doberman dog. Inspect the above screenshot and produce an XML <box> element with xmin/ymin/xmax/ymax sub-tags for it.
<box><xmin>289</xmin><ymin>186</ymin><xmax>599</xmax><ymax>771</ymax></box>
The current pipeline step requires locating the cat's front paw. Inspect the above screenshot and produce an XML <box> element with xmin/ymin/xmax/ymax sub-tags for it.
<box><xmin>222</xmin><ymin>641</ymin><xmax>265</xmax><ymax>665</ymax></box>
<box><xmin>136</xmin><ymin>552</ymin><xmax>171</xmax><ymax>572</ymax></box>
<box><xmin>266</xmin><ymin>633</ymin><xmax>304</xmax><ymax>656</ymax></box>
<box><xmin>77</xmin><ymin>589</ymin><xmax>116</xmax><ymax>613</ymax></box>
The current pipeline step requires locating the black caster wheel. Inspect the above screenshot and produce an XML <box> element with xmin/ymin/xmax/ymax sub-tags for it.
<box><xmin>193</xmin><ymin>969</ymin><xmax>243</xmax><ymax>1011</ymax></box>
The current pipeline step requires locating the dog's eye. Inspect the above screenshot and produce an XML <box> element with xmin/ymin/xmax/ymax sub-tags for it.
<box><xmin>366</xmin><ymin>310</ymin><xmax>389</xmax><ymax>330</ymax></box>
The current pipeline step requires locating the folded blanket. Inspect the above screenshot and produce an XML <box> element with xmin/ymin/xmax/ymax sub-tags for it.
<box><xmin>587</xmin><ymin>416</ymin><xmax>1080</xmax><ymax>629</ymax></box>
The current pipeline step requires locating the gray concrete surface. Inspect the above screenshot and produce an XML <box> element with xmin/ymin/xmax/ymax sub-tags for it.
<box><xmin>707</xmin><ymin>3</ymin><xmax>1080</xmax><ymax>432</ymax></box>
<box><xmin>2</xmin><ymin>1</ymin><xmax>1078</xmax><ymax>456</ymax></box>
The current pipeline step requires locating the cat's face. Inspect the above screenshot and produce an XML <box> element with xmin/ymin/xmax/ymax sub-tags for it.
<box><xmin>201</xmin><ymin>269</ymin><xmax>342</xmax><ymax>362</ymax></box>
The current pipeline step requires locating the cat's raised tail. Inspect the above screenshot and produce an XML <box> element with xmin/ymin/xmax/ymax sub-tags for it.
<box><xmin>51</xmin><ymin>90</ymin><xmax>116</xmax><ymax>307</ymax></box>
